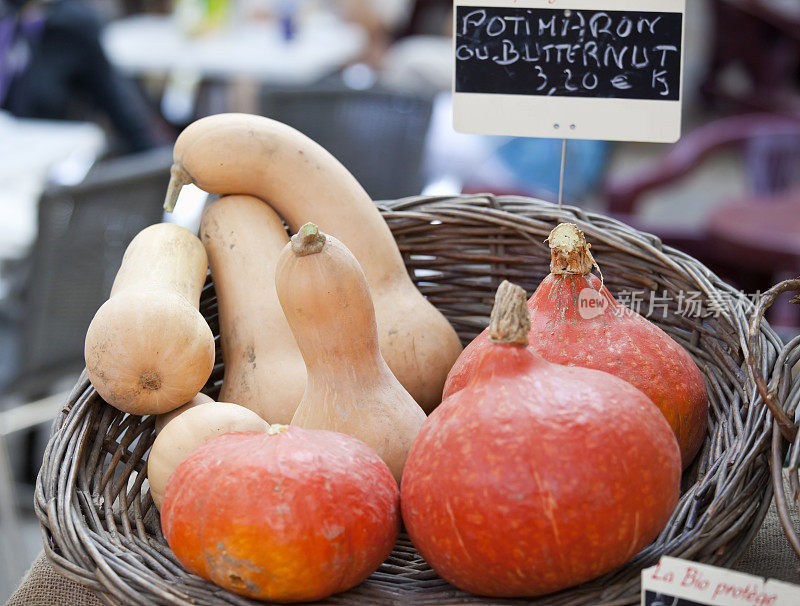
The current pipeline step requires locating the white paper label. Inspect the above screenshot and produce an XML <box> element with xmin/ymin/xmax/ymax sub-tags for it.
<box><xmin>641</xmin><ymin>556</ymin><xmax>800</xmax><ymax>606</ymax></box>
<box><xmin>452</xmin><ymin>0</ymin><xmax>685</xmax><ymax>142</ymax></box>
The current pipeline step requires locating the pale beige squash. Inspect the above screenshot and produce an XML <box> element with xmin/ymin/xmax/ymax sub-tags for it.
<box><xmin>147</xmin><ymin>401</ymin><xmax>269</xmax><ymax>509</ymax></box>
<box><xmin>276</xmin><ymin>223</ymin><xmax>426</xmax><ymax>483</ymax></box>
<box><xmin>165</xmin><ymin>114</ymin><xmax>462</xmax><ymax>412</ymax></box>
<box><xmin>200</xmin><ymin>194</ymin><xmax>305</xmax><ymax>423</ymax></box>
<box><xmin>154</xmin><ymin>392</ymin><xmax>214</xmax><ymax>433</ymax></box>
<box><xmin>84</xmin><ymin>223</ymin><xmax>215</xmax><ymax>415</ymax></box>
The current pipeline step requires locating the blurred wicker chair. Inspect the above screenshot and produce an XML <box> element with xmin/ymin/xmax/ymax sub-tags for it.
<box><xmin>260</xmin><ymin>86</ymin><xmax>434</xmax><ymax>201</ymax></box>
<box><xmin>602</xmin><ymin>113</ymin><xmax>800</xmax><ymax>331</ymax></box>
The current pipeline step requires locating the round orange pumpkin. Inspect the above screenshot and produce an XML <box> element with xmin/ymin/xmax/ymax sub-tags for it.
<box><xmin>402</xmin><ymin>282</ymin><xmax>680</xmax><ymax>597</ymax></box>
<box><xmin>161</xmin><ymin>426</ymin><xmax>400</xmax><ymax>602</ymax></box>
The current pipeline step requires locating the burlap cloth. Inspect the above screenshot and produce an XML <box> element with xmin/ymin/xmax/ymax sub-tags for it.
<box><xmin>5</xmin><ymin>553</ymin><xmax>104</xmax><ymax>606</ymax></box>
<box><xmin>7</xmin><ymin>498</ymin><xmax>800</xmax><ymax>606</ymax></box>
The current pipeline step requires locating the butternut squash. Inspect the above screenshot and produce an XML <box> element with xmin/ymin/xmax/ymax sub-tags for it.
<box><xmin>165</xmin><ymin>113</ymin><xmax>462</xmax><ymax>412</ymax></box>
<box><xmin>84</xmin><ymin>223</ymin><xmax>215</xmax><ymax>415</ymax></box>
<box><xmin>154</xmin><ymin>392</ymin><xmax>214</xmax><ymax>433</ymax></box>
<box><xmin>147</xmin><ymin>401</ymin><xmax>269</xmax><ymax>509</ymax></box>
<box><xmin>275</xmin><ymin>223</ymin><xmax>425</xmax><ymax>482</ymax></box>
<box><xmin>200</xmin><ymin>194</ymin><xmax>305</xmax><ymax>423</ymax></box>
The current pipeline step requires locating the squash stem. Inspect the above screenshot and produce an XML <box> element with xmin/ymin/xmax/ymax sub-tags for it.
<box><xmin>489</xmin><ymin>281</ymin><xmax>530</xmax><ymax>346</ymax></box>
<box><xmin>291</xmin><ymin>222</ymin><xmax>326</xmax><ymax>256</ymax></box>
<box><xmin>164</xmin><ymin>163</ymin><xmax>193</xmax><ymax>213</ymax></box>
<box><xmin>547</xmin><ymin>223</ymin><xmax>599</xmax><ymax>277</ymax></box>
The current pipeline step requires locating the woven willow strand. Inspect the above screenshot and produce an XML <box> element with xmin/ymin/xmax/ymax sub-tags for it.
<box><xmin>748</xmin><ymin>279</ymin><xmax>800</xmax><ymax>560</ymax></box>
<box><xmin>37</xmin><ymin>194</ymin><xmax>783</xmax><ymax>605</ymax></box>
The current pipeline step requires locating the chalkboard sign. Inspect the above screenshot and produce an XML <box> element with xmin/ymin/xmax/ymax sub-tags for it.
<box><xmin>456</xmin><ymin>7</ymin><xmax>682</xmax><ymax>100</ymax></box>
<box><xmin>452</xmin><ymin>0</ymin><xmax>686</xmax><ymax>143</ymax></box>
<box><xmin>643</xmin><ymin>591</ymin><xmax>708</xmax><ymax>606</ymax></box>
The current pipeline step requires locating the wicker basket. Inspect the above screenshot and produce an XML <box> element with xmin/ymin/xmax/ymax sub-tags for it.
<box><xmin>748</xmin><ymin>279</ymin><xmax>800</xmax><ymax>560</ymax></box>
<box><xmin>36</xmin><ymin>194</ymin><xmax>784</xmax><ymax>606</ymax></box>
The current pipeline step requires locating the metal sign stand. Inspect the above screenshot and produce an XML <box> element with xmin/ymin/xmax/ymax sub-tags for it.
<box><xmin>558</xmin><ymin>138</ymin><xmax>567</xmax><ymax>209</ymax></box>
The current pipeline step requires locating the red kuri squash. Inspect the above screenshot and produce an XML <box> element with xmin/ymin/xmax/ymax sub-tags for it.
<box><xmin>402</xmin><ymin>281</ymin><xmax>681</xmax><ymax>597</ymax></box>
<box><xmin>443</xmin><ymin>223</ymin><xmax>708</xmax><ymax>467</ymax></box>
<box><xmin>161</xmin><ymin>426</ymin><xmax>400</xmax><ymax>602</ymax></box>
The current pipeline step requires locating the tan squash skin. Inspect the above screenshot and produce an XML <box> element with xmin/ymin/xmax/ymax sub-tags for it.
<box><xmin>166</xmin><ymin>113</ymin><xmax>462</xmax><ymax>412</ymax></box>
<box><xmin>155</xmin><ymin>392</ymin><xmax>214</xmax><ymax>433</ymax></box>
<box><xmin>84</xmin><ymin>223</ymin><xmax>215</xmax><ymax>415</ymax></box>
<box><xmin>200</xmin><ymin>194</ymin><xmax>305</xmax><ymax>423</ymax></box>
<box><xmin>147</xmin><ymin>401</ymin><xmax>269</xmax><ymax>509</ymax></box>
<box><xmin>276</xmin><ymin>224</ymin><xmax>426</xmax><ymax>483</ymax></box>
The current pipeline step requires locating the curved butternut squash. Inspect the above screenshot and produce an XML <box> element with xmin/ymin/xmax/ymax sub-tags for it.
<box><xmin>275</xmin><ymin>223</ymin><xmax>425</xmax><ymax>482</ymax></box>
<box><xmin>165</xmin><ymin>113</ymin><xmax>462</xmax><ymax>412</ymax></box>
<box><xmin>84</xmin><ymin>223</ymin><xmax>215</xmax><ymax>415</ymax></box>
<box><xmin>200</xmin><ymin>194</ymin><xmax>305</xmax><ymax>423</ymax></box>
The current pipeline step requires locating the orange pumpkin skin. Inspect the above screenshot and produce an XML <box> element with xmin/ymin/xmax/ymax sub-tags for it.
<box><xmin>443</xmin><ymin>273</ymin><xmax>708</xmax><ymax>467</ymax></box>
<box><xmin>404</xmin><ymin>344</ymin><xmax>681</xmax><ymax>597</ymax></box>
<box><xmin>161</xmin><ymin>427</ymin><xmax>400</xmax><ymax>602</ymax></box>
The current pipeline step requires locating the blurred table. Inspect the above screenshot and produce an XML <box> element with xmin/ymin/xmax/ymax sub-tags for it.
<box><xmin>708</xmin><ymin>187</ymin><xmax>800</xmax><ymax>270</ymax></box>
<box><xmin>708</xmin><ymin>187</ymin><xmax>800</xmax><ymax>331</ymax></box>
<box><xmin>0</xmin><ymin>113</ymin><xmax>106</xmax><ymax>266</ymax></box>
<box><xmin>101</xmin><ymin>12</ymin><xmax>368</xmax><ymax>85</ymax></box>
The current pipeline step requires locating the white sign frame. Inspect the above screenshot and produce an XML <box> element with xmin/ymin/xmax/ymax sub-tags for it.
<box><xmin>641</xmin><ymin>556</ymin><xmax>800</xmax><ymax>605</ymax></box>
<box><xmin>452</xmin><ymin>0</ymin><xmax>686</xmax><ymax>143</ymax></box>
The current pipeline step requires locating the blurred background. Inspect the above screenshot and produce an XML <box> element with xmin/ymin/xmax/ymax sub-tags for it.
<box><xmin>1</xmin><ymin>0</ymin><xmax>799</xmax><ymax>597</ymax></box>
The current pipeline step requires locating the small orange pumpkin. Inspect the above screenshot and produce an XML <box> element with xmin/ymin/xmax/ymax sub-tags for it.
<box><xmin>161</xmin><ymin>425</ymin><xmax>400</xmax><ymax>602</ymax></box>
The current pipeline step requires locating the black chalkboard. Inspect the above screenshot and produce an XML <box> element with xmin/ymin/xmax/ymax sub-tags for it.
<box><xmin>643</xmin><ymin>590</ymin><xmax>709</xmax><ymax>606</ymax></box>
<box><xmin>455</xmin><ymin>7</ymin><xmax>683</xmax><ymax>101</ymax></box>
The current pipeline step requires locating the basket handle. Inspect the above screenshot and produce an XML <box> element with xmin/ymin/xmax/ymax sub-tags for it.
<box><xmin>748</xmin><ymin>278</ymin><xmax>800</xmax><ymax>559</ymax></box>
<box><xmin>747</xmin><ymin>278</ymin><xmax>800</xmax><ymax>443</ymax></box>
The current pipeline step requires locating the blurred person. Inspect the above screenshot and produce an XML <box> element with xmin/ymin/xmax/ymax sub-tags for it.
<box><xmin>373</xmin><ymin>2</ymin><xmax>610</xmax><ymax>202</ymax></box>
<box><xmin>339</xmin><ymin>0</ymin><xmax>412</xmax><ymax>64</ymax></box>
<box><xmin>0</xmin><ymin>0</ymin><xmax>161</xmax><ymax>153</ymax></box>
<box><xmin>378</xmin><ymin>0</ymin><xmax>452</xmax><ymax>94</ymax></box>
<box><xmin>332</xmin><ymin>0</ymin><xmax>452</xmax><ymax>92</ymax></box>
